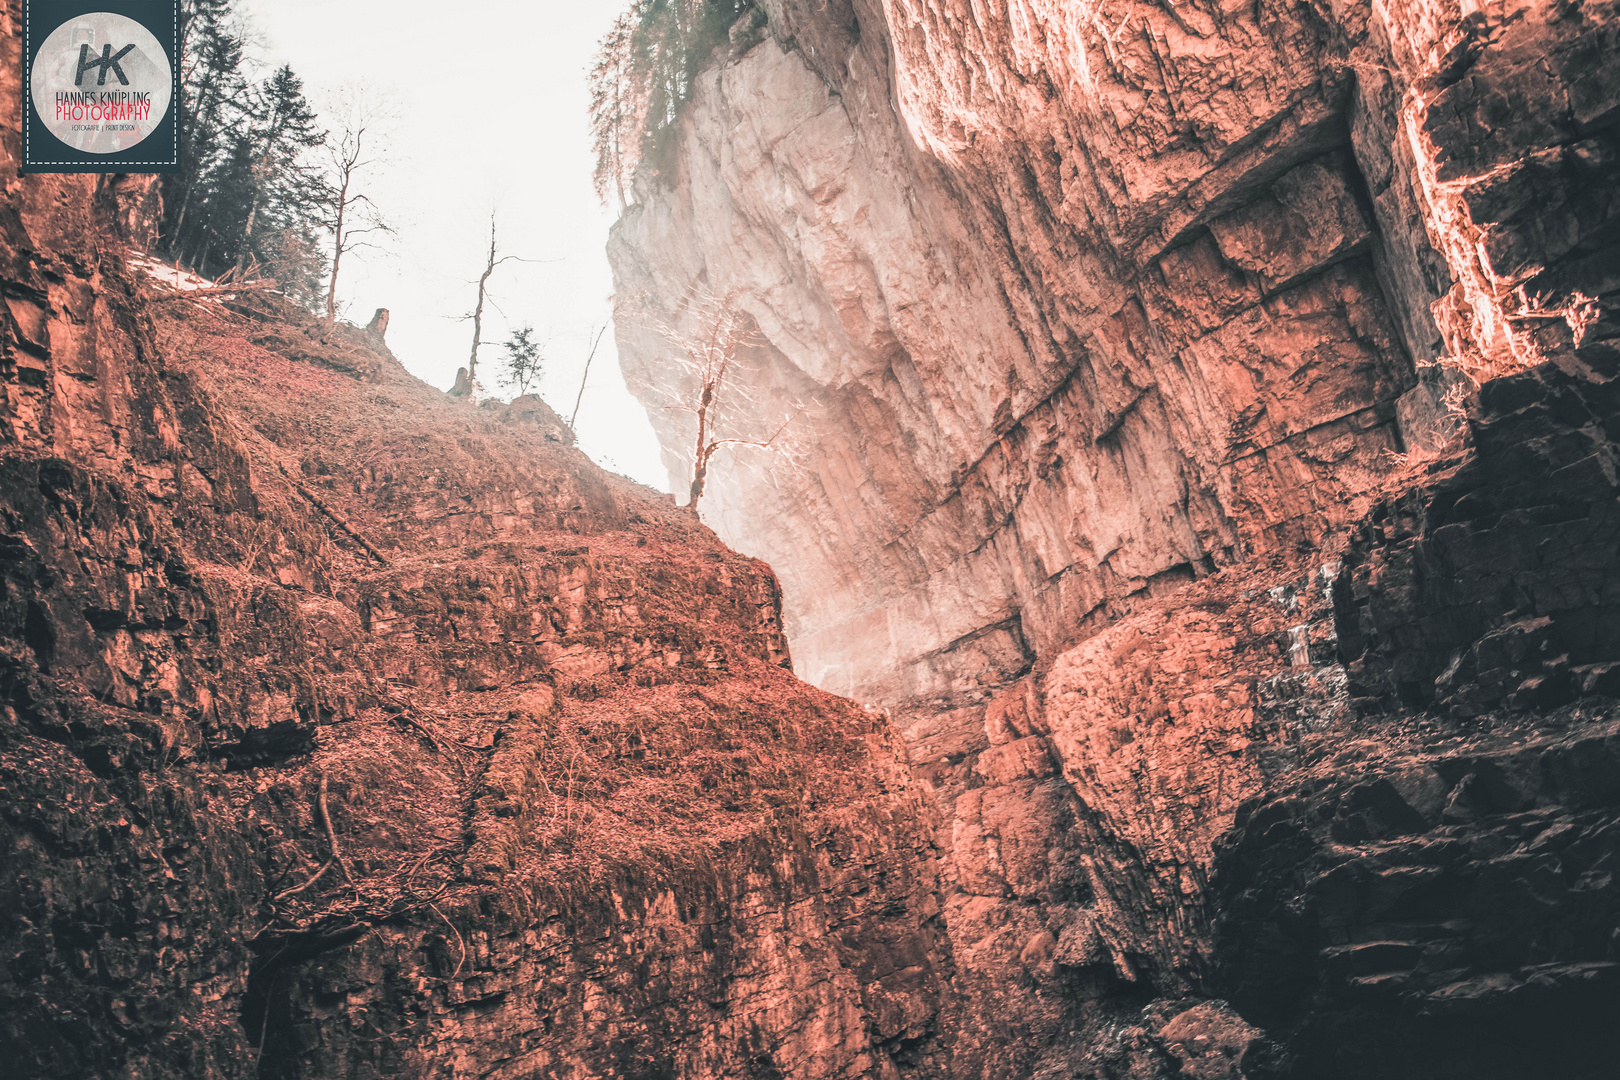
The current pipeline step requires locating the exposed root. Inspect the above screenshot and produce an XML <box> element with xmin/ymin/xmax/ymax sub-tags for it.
<box><xmin>277</xmin><ymin>463</ymin><xmax>393</xmax><ymax>567</ymax></box>
<box><xmin>380</xmin><ymin>694</ymin><xmax>485</xmax><ymax>767</ymax></box>
<box><xmin>273</xmin><ymin>856</ymin><xmax>335</xmax><ymax>901</ymax></box>
<box><xmin>389</xmin><ymin>708</ymin><xmax>446</xmax><ymax>752</ymax></box>
<box><xmin>269</xmin><ymin>772</ymin><xmax>352</xmax><ymax>900</ymax></box>
<box><xmin>430</xmin><ymin>902</ymin><xmax>467</xmax><ymax>979</ymax></box>
<box><xmin>317</xmin><ymin>771</ymin><xmax>355</xmax><ymax>886</ymax></box>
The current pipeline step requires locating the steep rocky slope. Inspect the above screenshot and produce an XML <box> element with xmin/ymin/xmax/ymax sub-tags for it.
<box><xmin>609</xmin><ymin>0</ymin><xmax>1620</xmax><ymax>1076</ymax></box>
<box><xmin>0</xmin><ymin>48</ymin><xmax>954</xmax><ymax>1078</ymax></box>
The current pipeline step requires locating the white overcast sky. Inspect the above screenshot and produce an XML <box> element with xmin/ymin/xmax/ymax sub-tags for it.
<box><xmin>246</xmin><ymin>0</ymin><xmax>670</xmax><ymax>491</ymax></box>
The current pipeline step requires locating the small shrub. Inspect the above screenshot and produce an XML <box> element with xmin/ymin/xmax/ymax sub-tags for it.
<box><xmin>500</xmin><ymin>324</ymin><xmax>545</xmax><ymax>398</ymax></box>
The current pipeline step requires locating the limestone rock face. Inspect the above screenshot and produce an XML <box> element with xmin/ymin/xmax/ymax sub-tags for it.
<box><xmin>610</xmin><ymin>0</ymin><xmax>1620</xmax><ymax>1075</ymax></box>
<box><xmin>4</xmin><ymin>0</ymin><xmax>1619</xmax><ymax>1075</ymax></box>
<box><xmin>611</xmin><ymin>0</ymin><xmax>1617</xmax><ymax>703</ymax></box>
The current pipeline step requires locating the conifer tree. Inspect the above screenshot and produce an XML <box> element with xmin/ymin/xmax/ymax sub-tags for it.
<box><xmin>161</xmin><ymin>0</ymin><xmax>247</xmax><ymax>266</ymax></box>
<box><xmin>499</xmin><ymin>325</ymin><xmax>546</xmax><ymax>398</ymax></box>
<box><xmin>589</xmin><ymin>12</ymin><xmax>644</xmax><ymax>210</ymax></box>
<box><xmin>149</xmin><ymin>0</ymin><xmax>334</xmax><ymax>305</ymax></box>
<box><xmin>588</xmin><ymin>0</ymin><xmax>755</xmax><ymax>199</ymax></box>
<box><xmin>236</xmin><ymin>66</ymin><xmax>326</xmax><ymax>274</ymax></box>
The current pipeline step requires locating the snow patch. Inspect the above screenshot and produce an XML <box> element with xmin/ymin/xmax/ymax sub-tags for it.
<box><xmin>127</xmin><ymin>252</ymin><xmax>217</xmax><ymax>292</ymax></box>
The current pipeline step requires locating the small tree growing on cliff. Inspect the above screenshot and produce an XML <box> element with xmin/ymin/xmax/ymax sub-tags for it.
<box><xmin>499</xmin><ymin>324</ymin><xmax>546</xmax><ymax>398</ymax></box>
<box><xmin>659</xmin><ymin>292</ymin><xmax>799</xmax><ymax>514</ymax></box>
<box><xmin>454</xmin><ymin>213</ymin><xmax>546</xmax><ymax>400</ymax></box>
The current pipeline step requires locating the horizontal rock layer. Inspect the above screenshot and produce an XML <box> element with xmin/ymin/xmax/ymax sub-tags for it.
<box><xmin>1338</xmin><ymin>342</ymin><xmax>1620</xmax><ymax>718</ymax></box>
<box><xmin>1214</xmin><ymin>708</ymin><xmax>1620</xmax><ymax>1080</ymax></box>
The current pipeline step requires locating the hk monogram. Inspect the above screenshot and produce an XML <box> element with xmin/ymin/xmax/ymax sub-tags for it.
<box><xmin>75</xmin><ymin>43</ymin><xmax>136</xmax><ymax>87</ymax></box>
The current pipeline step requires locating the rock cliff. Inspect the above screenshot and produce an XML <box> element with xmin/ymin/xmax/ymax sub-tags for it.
<box><xmin>0</xmin><ymin>9</ymin><xmax>956</xmax><ymax>1073</ymax></box>
<box><xmin>609</xmin><ymin>0</ymin><xmax>1620</xmax><ymax>1075</ymax></box>
<box><xmin>611</xmin><ymin>0</ymin><xmax>1618</xmax><ymax>701</ymax></box>
<box><xmin>5</xmin><ymin>0</ymin><xmax>1619</xmax><ymax>1076</ymax></box>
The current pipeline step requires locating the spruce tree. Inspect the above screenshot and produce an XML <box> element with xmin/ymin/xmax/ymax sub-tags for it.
<box><xmin>163</xmin><ymin>8</ymin><xmax>247</xmax><ymax>265</ymax></box>
<box><xmin>499</xmin><ymin>325</ymin><xmax>546</xmax><ymax>398</ymax></box>
<box><xmin>151</xmin><ymin>0</ymin><xmax>333</xmax><ymax>304</ymax></box>
<box><xmin>589</xmin><ymin>0</ymin><xmax>756</xmax><ymax>191</ymax></box>
<box><xmin>236</xmin><ymin>66</ymin><xmax>326</xmax><ymax>275</ymax></box>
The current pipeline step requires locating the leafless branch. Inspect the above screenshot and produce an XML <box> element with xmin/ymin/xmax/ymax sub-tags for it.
<box><xmin>571</xmin><ymin>324</ymin><xmax>609</xmax><ymax>428</ymax></box>
<box><xmin>460</xmin><ymin>214</ymin><xmax>532</xmax><ymax>399</ymax></box>
<box><xmin>430</xmin><ymin>903</ymin><xmax>466</xmax><ymax>979</ymax></box>
<box><xmin>317</xmin><ymin>771</ymin><xmax>355</xmax><ymax>885</ymax></box>
<box><xmin>645</xmin><ymin>289</ymin><xmax>802</xmax><ymax>513</ymax></box>
<box><xmin>277</xmin><ymin>462</ymin><xmax>393</xmax><ymax>566</ymax></box>
<box><xmin>321</xmin><ymin>88</ymin><xmax>396</xmax><ymax>324</ymax></box>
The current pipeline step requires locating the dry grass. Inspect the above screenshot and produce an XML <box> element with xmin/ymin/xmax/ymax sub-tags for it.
<box><xmin>151</xmin><ymin>283</ymin><xmax>900</xmax><ymax>939</ymax></box>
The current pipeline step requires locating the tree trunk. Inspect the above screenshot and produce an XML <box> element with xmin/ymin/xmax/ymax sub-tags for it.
<box><xmin>688</xmin><ymin>455</ymin><xmax>708</xmax><ymax>512</ymax></box>
<box><xmin>688</xmin><ymin>383</ymin><xmax>714</xmax><ymax>513</ymax></box>
<box><xmin>237</xmin><ymin>103</ymin><xmax>281</xmax><ymax>273</ymax></box>
<box><xmin>467</xmin><ymin>218</ymin><xmax>497</xmax><ymax>393</ymax></box>
<box><xmin>612</xmin><ymin>116</ymin><xmax>627</xmax><ymax>211</ymax></box>
<box><xmin>325</xmin><ymin>172</ymin><xmax>350</xmax><ymax>324</ymax></box>
<box><xmin>170</xmin><ymin>198</ymin><xmax>191</xmax><ymax>255</ymax></box>
<box><xmin>237</xmin><ymin>183</ymin><xmax>262</xmax><ymax>273</ymax></box>
<box><xmin>172</xmin><ymin>79</ymin><xmax>220</xmax><ymax>253</ymax></box>
<box><xmin>468</xmin><ymin>266</ymin><xmax>492</xmax><ymax>390</ymax></box>
<box><xmin>570</xmin><ymin>325</ymin><xmax>607</xmax><ymax>428</ymax></box>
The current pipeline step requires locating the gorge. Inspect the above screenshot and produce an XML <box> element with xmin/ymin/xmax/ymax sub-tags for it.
<box><xmin>4</xmin><ymin>0</ymin><xmax>1620</xmax><ymax>1078</ymax></box>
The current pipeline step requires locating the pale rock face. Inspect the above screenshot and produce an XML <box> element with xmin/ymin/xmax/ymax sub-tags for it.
<box><xmin>613</xmin><ymin>0</ymin><xmax>1615</xmax><ymax>700</ymax></box>
<box><xmin>611</xmin><ymin>0</ymin><xmax>1437</xmax><ymax>703</ymax></box>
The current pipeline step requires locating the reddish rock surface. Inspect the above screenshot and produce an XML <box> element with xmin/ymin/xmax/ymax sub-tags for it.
<box><xmin>3</xmin><ymin>0</ymin><xmax>1620</xmax><ymax>1077</ymax></box>
<box><xmin>0</xmin><ymin>216</ymin><xmax>953</xmax><ymax>1076</ymax></box>
<box><xmin>612</xmin><ymin>0</ymin><xmax>1618</xmax><ymax>701</ymax></box>
<box><xmin>609</xmin><ymin>0</ymin><xmax>1620</xmax><ymax>1076</ymax></box>
<box><xmin>0</xmin><ymin>18</ymin><xmax>952</xmax><ymax>1071</ymax></box>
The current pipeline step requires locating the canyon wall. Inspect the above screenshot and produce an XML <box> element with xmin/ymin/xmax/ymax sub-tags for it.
<box><xmin>0</xmin><ymin>8</ymin><xmax>962</xmax><ymax>1072</ymax></box>
<box><xmin>0</xmin><ymin>191</ymin><xmax>951</xmax><ymax>1078</ymax></box>
<box><xmin>610</xmin><ymin>0</ymin><xmax>1620</xmax><ymax>1076</ymax></box>
<box><xmin>3</xmin><ymin>0</ymin><xmax>1618</xmax><ymax>1076</ymax></box>
<box><xmin>611</xmin><ymin>0</ymin><xmax>1617</xmax><ymax>703</ymax></box>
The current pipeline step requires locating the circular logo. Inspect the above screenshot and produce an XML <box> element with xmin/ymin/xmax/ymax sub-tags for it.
<box><xmin>30</xmin><ymin>13</ymin><xmax>173</xmax><ymax>155</ymax></box>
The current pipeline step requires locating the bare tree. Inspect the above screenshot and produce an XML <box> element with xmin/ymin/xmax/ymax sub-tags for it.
<box><xmin>320</xmin><ymin>90</ymin><xmax>394</xmax><ymax>324</ymax></box>
<box><xmin>570</xmin><ymin>324</ymin><xmax>608</xmax><ymax>428</ymax></box>
<box><xmin>659</xmin><ymin>293</ymin><xmax>799</xmax><ymax>514</ymax></box>
<box><xmin>455</xmin><ymin>214</ymin><xmax>544</xmax><ymax>400</ymax></box>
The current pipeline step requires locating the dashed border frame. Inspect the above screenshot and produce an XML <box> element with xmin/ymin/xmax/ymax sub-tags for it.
<box><xmin>22</xmin><ymin>1</ymin><xmax>181</xmax><ymax>170</ymax></box>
